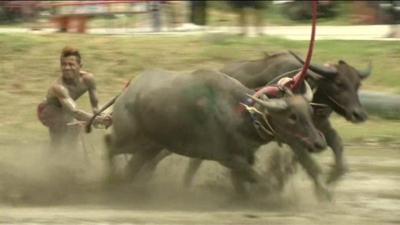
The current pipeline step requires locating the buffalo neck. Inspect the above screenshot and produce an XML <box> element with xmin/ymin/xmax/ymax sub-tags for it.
<box><xmin>306</xmin><ymin>76</ymin><xmax>334</xmax><ymax>117</ymax></box>
<box><xmin>238</xmin><ymin>101</ymin><xmax>275</xmax><ymax>146</ymax></box>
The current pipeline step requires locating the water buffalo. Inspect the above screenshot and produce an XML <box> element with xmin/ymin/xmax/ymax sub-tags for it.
<box><xmin>219</xmin><ymin>51</ymin><xmax>372</xmax><ymax>185</ymax></box>
<box><xmin>105</xmin><ymin>68</ymin><xmax>329</xmax><ymax>197</ymax></box>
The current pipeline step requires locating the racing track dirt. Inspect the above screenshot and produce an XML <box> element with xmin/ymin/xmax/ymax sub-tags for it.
<box><xmin>0</xmin><ymin>136</ymin><xmax>399</xmax><ymax>225</ymax></box>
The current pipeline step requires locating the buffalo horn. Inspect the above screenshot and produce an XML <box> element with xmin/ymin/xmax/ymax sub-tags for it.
<box><xmin>358</xmin><ymin>61</ymin><xmax>372</xmax><ymax>79</ymax></box>
<box><xmin>247</xmin><ymin>94</ymin><xmax>288</xmax><ymax>111</ymax></box>
<box><xmin>288</xmin><ymin>51</ymin><xmax>337</xmax><ymax>77</ymax></box>
<box><xmin>303</xmin><ymin>81</ymin><xmax>313</xmax><ymax>102</ymax></box>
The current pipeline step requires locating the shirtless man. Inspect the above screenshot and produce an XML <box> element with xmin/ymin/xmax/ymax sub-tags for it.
<box><xmin>37</xmin><ymin>46</ymin><xmax>110</xmax><ymax>151</ymax></box>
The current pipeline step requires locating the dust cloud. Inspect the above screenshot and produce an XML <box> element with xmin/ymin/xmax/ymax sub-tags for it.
<box><xmin>0</xmin><ymin>135</ymin><xmax>308</xmax><ymax>210</ymax></box>
<box><xmin>1</xmin><ymin>134</ymin><xmax>399</xmax><ymax>225</ymax></box>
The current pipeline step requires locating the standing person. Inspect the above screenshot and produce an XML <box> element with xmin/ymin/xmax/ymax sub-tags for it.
<box><xmin>229</xmin><ymin>0</ymin><xmax>268</xmax><ymax>37</ymax></box>
<box><xmin>148</xmin><ymin>0</ymin><xmax>164</xmax><ymax>32</ymax></box>
<box><xmin>189</xmin><ymin>0</ymin><xmax>207</xmax><ymax>26</ymax></box>
<box><xmin>148</xmin><ymin>1</ymin><xmax>180</xmax><ymax>32</ymax></box>
<box><xmin>37</xmin><ymin>46</ymin><xmax>110</xmax><ymax>152</ymax></box>
<box><xmin>381</xmin><ymin>1</ymin><xmax>400</xmax><ymax>37</ymax></box>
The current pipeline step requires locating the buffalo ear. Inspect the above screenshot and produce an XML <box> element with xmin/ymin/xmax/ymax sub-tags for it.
<box><xmin>338</xmin><ymin>60</ymin><xmax>347</xmax><ymax>65</ymax></box>
<box><xmin>307</xmin><ymin>70</ymin><xmax>325</xmax><ymax>81</ymax></box>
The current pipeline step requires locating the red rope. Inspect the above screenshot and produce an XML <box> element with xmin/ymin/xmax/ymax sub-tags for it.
<box><xmin>254</xmin><ymin>0</ymin><xmax>318</xmax><ymax>97</ymax></box>
<box><xmin>291</xmin><ymin>0</ymin><xmax>318</xmax><ymax>91</ymax></box>
<box><xmin>254</xmin><ymin>0</ymin><xmax>318</xmax><ymax>98</ymax></box>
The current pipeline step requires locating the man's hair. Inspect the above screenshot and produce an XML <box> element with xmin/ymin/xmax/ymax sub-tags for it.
<box><xmin>60</xmin><ymin>46</ymin><xmax>81</xmax><ymax>64</ymax></box>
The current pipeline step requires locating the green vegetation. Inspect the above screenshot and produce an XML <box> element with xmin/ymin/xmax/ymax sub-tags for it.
<box><xmin>0</xmin><ymin>33</ymin><xmax>399</xmax><ymax>146</ymax></box>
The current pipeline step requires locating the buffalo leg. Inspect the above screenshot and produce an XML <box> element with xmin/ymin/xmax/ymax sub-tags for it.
<box><xmin>229</xmin><ymin>170</ymin><xmax>249</xmax><ymax>196</ymax></box>
<box><xmin>292</xmin><ymin>147</ymin><xmax>331</xmax><ymax>201</ymax></box>
<box><xmin>126</xmin><ymin>147</ymin><xmax>163</xmax><ymax>182</ymax></box>
<box><xmin>220</xmin><ymin>155</ymin><xmax>263</xmax><ymax>195</ymax></box>
<box><xmin>264</xmin><ymin>147</ymin><xmax>298</xmax><ymax>192</ymax></box>
<box><xmin>138</xmin><ymin>149</ymin><xmax>172</xmax><ymax>182</ymax></box>
<box><xmin>316</xmin><ymin>119</ymin><xmax>348</xmax><ymax>185</ymax></box>
<box><xmin>183</xmin><ymin>158</ymin><xmax>203</xmax><ymax>187</ymax></box>
<box><xmin>104</xmin><ymin>133</ymin><xmax>119</xmax><ymax>184</ymax></box>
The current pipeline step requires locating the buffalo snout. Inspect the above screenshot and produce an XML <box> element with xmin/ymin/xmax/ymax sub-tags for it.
<box><xmin>309</xmin><ymin>131</ymin><xmax>327</xmax><ymax>153</ymax></box>
<box><xmin>349</xmin><ymin>107</ymin><xmax>368</xmax><ymax>123</ymax></box>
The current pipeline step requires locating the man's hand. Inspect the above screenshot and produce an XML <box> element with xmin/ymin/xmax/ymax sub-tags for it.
<box><xmin>93</xmin><ymin>114</ymin><xmax>112</xmax><ymax>128</ymax></box>
<box><xmin>93</xmin><ymin>107</ymin><xmax>100</xmax><ymax>115</ymax></box>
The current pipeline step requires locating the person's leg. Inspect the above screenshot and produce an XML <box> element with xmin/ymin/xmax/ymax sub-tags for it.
<box><xmin>237</xmin><ymin>8</ymin><xmax>247</xmax><ymax>36</ymax></box>
<box><xmin>386</xmin><ymin>3</ymin><xmax>400</xmax><ymax>37</ymax></box>
<box><xmin>49</xmin><ymin>126</ymin><xmax>65</xmax><ymax>152</ymax></box>
<box><xmin>190</xmin><ymin>0</ymin><xmax>207</xmax><ymax>26</ymax></box>
<box><xmin>254</xmin><ymin>9</ymin><xmax>265</xmax><ymax>35</ymax></box>
<box><xmin>253</xmin><ymin>1</ymin><xmax>266</xmax><ymax>36</ymax></box>
<box><xmin>64</xmin><ymin>124</ymin><xmax>80</xmax><ymax>152</ymax></box>
<box><xmin>57</xmin><ymin>16</ymin><xmax>69</xmax><ymax>33</ymax></box>
<box><xmin>165</xmin><ymin>2</ymin><xmax>178</xmax><ymax>30</ymax></box>
<box><xmin>148</xmin><ymin>1</ymin><xmax>162</xmax><ymax>32</ymax></box>
<box><xmin>392</xmin><ymin>6</ymin><xmax>400</xmax><ymax>37</ymax></box>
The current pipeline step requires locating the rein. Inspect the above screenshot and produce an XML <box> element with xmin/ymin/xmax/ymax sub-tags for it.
<box><xmin>253</xmin><ymin>0</ymin><xmax>318</xmax><ymax>97</ymax></box>
<box><xmin>247</xmin><ymin>0</ymin><xmax>319</xmax><ymax>140</ymax></box>
<box><xmin>321</xmin><ymin>89</ymin><xmax>347</xmax><ymax>113</ymax></box>
<box><xmin>85</xmin><ymin>79</ymin><xmax>132</xmax><ymax>133</ymax></box>
<box><xmin>291</xmin><ymin>0</ymin><xmax>318</xmax><ymax>91</ymax></box>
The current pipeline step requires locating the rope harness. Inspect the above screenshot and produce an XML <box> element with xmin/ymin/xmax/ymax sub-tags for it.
<box><xmin>246</xmin><ymin>0</ymin><xmax>319</xmax><ymax>143</ymax></box>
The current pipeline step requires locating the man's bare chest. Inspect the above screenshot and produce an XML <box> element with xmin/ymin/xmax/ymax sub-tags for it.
<box><xmin>65</xmin><ymin>82</ymin><xmax>88</xmax><ymax>100</ymax></box>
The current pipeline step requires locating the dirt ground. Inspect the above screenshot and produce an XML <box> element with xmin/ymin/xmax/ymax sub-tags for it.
<box><xmin>0</xmin><ymin>135</ymin><xmax>399</xmax><ymax>225</ymax></box>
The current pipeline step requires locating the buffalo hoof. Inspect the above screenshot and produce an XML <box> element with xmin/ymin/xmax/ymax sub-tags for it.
<box><xmin>252</xmin><ymin>181</ymin><xmax>273</xmax><ymax>195</ymax></box>
<box><xmin>315</xmin><ymin>184</ymin><xmax>333</xmax><ymax>202</ymax></box>
<box><xmin>326</xmin><ymin>164</ymin><xmax>349</xmax><ymax>185</ymax></box>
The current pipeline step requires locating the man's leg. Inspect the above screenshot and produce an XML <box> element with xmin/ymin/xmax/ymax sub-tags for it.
<box><xmin>237</xmin><ymin>8</ymin><xmax>247</xmax><ymax>36</ymax></box>
<box><xmin>64</xmin><ymin>124</ymin><xmax>80</xmax><ymax>152</ymax></box>
<box><xmin>254</xmin><ymin>8</ymin><xmax>265</xmax><ymax>35</ymax></box>
<box><xmin>49</xmin><ymin>126</ymin><xmax>64</xmax><ymax>152</ymax></box>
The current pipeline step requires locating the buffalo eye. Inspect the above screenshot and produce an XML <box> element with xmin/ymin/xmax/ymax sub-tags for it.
<box><xmin>288</xmin><ymin>113</ymin><xmax>298</xmax><ymax>123</ymax></box>
<box><xmin>335</xmin><ymin>81</ymin><xmax>344</xmax><ymax>88</ymax></box>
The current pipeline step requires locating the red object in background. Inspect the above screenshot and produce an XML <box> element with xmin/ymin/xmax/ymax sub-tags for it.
<box><xmin>37</xmin><ymin>0</ymin><xmax>142</xmax><ymax>8</ymax></box>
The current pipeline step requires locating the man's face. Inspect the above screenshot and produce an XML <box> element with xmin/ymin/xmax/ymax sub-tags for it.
<box><xmin>61</xmin><ymin>55</ymin><xmax>81</xmax><ymax>80</ymax></box>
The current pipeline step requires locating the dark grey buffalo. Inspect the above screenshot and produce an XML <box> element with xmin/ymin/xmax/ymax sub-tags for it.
<box><xmin>105</xmin><ymin>68</ymin><xmax>328</xmax><ymax>197</ymax></box>
<box><xmin>220</xmin><ymin>51</ymin><xmax>372</xmax><ymax>185</ymax></box>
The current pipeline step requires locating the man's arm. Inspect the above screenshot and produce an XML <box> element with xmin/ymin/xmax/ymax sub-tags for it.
<box><xmin>51</xmin><ymin>84</ymin><xmax>93</xmax><ymax>121</ymax></box>
<box><xmin>83</xmin><ymin>73</ymin><xmax>99</xmax><ymax>114</ymax></box>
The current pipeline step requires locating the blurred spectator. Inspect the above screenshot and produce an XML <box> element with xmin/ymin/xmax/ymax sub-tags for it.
<box><xmin>148</xmin><ymin>1</ymin><xmax>163</xmax><ymax>32</ymax></box>
<box><xmin>0</xmin><ymin>1</ymin><xmax>39</xmax><ymax>23</ymax></box>
<box><xmin>148</xmin><ymin>1</ymin><xmax>181</xmax><ymax>32</ymax></box>
<box><xmin>229</xmin><ymin>0</ymin><xmax>268</xmax><ymax>36</ymax></box>
<box><xmin>190</xmin><ymin>0</ymin><xmax>207</xmax><ymax>26</ymax></box>
<box><xmin>352</xmin><ymin>1</ymin><xmax>381</xmax><ymax>24</ymax></box>
<box><xmin>165</xmin><ymin>1</ymin><xmax>181</xmax><ymax>30</ymax></box>
<box><xmin>281</xmin><ymin>0</ymin><xmax>337</xmax><ymax>21</ymax></box>
<box><xmin>380</xmin><ymin>1</ymin><xmax>400</xmax><ymax>37</ymax></box>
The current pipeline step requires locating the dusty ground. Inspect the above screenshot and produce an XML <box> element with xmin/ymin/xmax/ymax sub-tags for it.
<box><xmin>0</xmin><ymin>135</ymin><xmax>399</xmax><ymax>225</ymax></box>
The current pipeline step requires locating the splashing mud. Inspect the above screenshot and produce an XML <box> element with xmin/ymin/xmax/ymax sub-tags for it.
<box><xmin>0</xmin><ymin>135</ymin><xmax>399</xmax><ymax>225</ymax></box>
